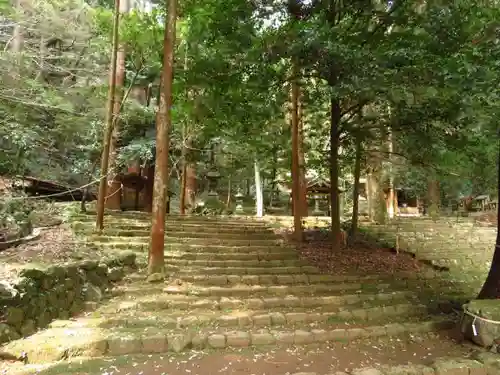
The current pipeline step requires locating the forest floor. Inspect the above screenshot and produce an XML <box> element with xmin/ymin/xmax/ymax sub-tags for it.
<box><xmin>5</xmin><ymin>331</ymin><xmax>475</xmax><ymax>375</ymax></box>
<box><xmin>0</xmin><ymin>225</ymin><xmax>104</xmax><ymax>281</ymax></box>
<box><xmin>1</xmin><ymin>211</ymin><xmax>497</xmax><ymax>375</ymax></box>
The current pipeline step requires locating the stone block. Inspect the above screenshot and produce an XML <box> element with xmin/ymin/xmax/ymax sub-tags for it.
<box><xmin>253</xmin><ymin>314</ymin><xmax>271</xmax><ymax>327</ymax></box>
<box><xmin>226</xmin><ymin>331</ymin><xmax>251</xmax><ymax>347</ymax></box>
<box><xmin>347</xmin><ymin>328</ymin><xmax>365</xmax><ymax>340</ymax></box>
<box><xmin>167</xmin><ymin>333</ymin><xmax>192</xmax><ymax>353</ymax></box>
<box><xmin>208</xmin><ymin>334</ymin><xmax>226</xmax><ymax>348</ymax></box>
<box><xmin>311</xmin><ymin>329</ymin><xmax>329</xmax><ymax>342</ymax></box>
<box><xmin>383</xmin><ymin>364</ymin><xmax>435</xmax><ymax>375</ymax></box>
<box><xmin>286</xmin><ymin>312</ymin><xmax>308</xmax><ymax>324</ymax></box>
<box><xmin>251</xmin><ymin>331</ymin><xmax>275</xmax><ymax>345</ymax></box>
<box><xmin>238</xmin><ymin>314</ymin><xmax>253</xmax><ymax>328</ymax></box>
<box><xmin>191</xmin><ymin>333</ymin><xmax>208</xmax><ymax>348</ymax></box>
<box><xmin>432</xmin><ymin>359</ymin><xmax>469</xmax><ymax>375</ymax></box>
<box><xmin>328</xmin><ymin>329</ymin><xmax>346</xmax><ymax>341</ymax></box>
<box><xmin>208</xmin><ymin>275</ymin><xmax>228</xmax><ymax>285</ymax></box>
<box><xmin>108</xmin><ymin>336</ymin><xmax>142</xmax><ymax>355</ymax></box>
<box><xmin>142</xmin><ymin>335</ymin><xmax>167</xmax><ymax>353</ymax></box>
<box><xmin>227</xmin><ymin>275</ymin><xmax>241</xmax><ymax>284</ymax></box>
<box><xmin>220</xmin><ymin>297</ymin><xmax>241</xmax><ymax>310</ymax></box>
<box><xmin>270</xmin><ymin>312</ymin><xmax>286</xmax><ymax>325</ymax></box>
<box><xmin>246</xmin><ymin>298</ymin><xmax>265</xmax><ymax>309</ymax></box>
<box><xmin>218</xmin><ymin>315</ymin><xmax>239</xmax><ymax>327</ymax></box>
<box><xmin>273</xmin><ymin>330</ymin><xmax>295</xmax><ymax>344</ymax></box>
<box><xmin>241</xmin><ymin>275</ymin><xmax>259</xmax><ymax>284</ymax></box>
<box><xmin>351</xmin><ymin>368</ymin><xmax>384</xmax><ymax>375</ymax></box>
<box><xmin>294</xmin><ymin>330</ymin><xmax>313</xmax><ymax>344</ymax></box>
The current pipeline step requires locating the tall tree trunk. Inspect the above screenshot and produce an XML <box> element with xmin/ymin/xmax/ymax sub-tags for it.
<box><xmin>330</xmin><ymin>98</ymin><xmax>341</xmax><ymax>249</ymax></box>
<box><xmin>254</xmin><ymin>158</ymin><xmax>263</xmax><ymax>217</ymax></box>
<box><xmin>95</xmin><ymin>0</ymin><xmax>121</xmax><ymax>230</ymax></box>
<box><xmin>477</xmin><ymin>142</ymin><xmax>500</xmax><ymax>299</ymax></box>
<box><xmin>291</xmin><ymin>64</ymin><xmax>303</xmax><ymax>241</ymax></box>
<box><xmin>298</xmin><ymin>92</ymin><xmax>308</xmax><ymax>217</ymax></box>
<box><xmin>106</xmin><ymin>0</ymin><xmax>129</xmax><ymax>210</ymax></box>
<box><xmin>179</xmin><ymin>41</ymin><xmax>189</xmax><ymax>215</ymax></box>
<box><xmin>148</xmin><ymin>0</ymin><xmax>177</xmax><ymax>277</ymax></box>
<box><xmin>350</xmin><ymin>136</ymin><xmax>362</xmax><ymax>237</ymax></box>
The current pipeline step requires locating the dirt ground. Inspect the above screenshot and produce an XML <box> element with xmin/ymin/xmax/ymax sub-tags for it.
<box><xmin>0</xmin><ymin>225</ymin><xmax>103</xmax><ymax>281</ymax></box>
<box><xmin>2</xmin><ymin>330</ymin><xmax>477</xmax><ymax>375</ymax></box>
<box><xmin>280</xmin><ymin>228</ymin><xmax>425</xmax><ymax>276</ymax></box>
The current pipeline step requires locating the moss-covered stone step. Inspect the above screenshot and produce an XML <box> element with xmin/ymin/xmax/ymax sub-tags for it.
<box><xmin>2</xmin><ymin>317</ymin><xmax>455</xmax><ymax>363</ymax></box>
<box><xmin>73</xmin><ymin>213</ymin><xmax>271</xmax><ymax>227</ymax></box>
<box><xmin>77</xmin><ymin>228</ymin><xmax>278</xmax><ymax>240</ymax></box>
<box><xmin>163</xmin><ymin>251</ymin><xmax>299</xmax><ymax>261</ymax></box>
<box><xmin>91</xmin><ymin>241</ymin><xmax>296</xmax><ymax>254</ymax></box>
<box><xmin>103</xmin><ymin>289</ymin><xmax>418</xmax><ymax>312</ymax></box>
<box><xmin>164</xmin><ymin>258</ymin><xmax>308</xmax><ymax>268</ymax></box>
<box><xmin>172</xmin><ymin>265</ymin><xmax>319</xmax><ymax>276</ymax></box>
<box><xmin>72</xmin><ymin>221</ymin><xmax>275</xmax><ymax>234</ymax></box>
<box><xmin>48</xmin><ymin>301</ymin><xmax>431</xmax><ymax>334</ymax></box>
<box><xmin>116</xmin><ymin>280</ymin><xmax>410</xmax><ymax>298</ymax></box>
<box><xmin>89</xmin><ymin>235</ymin><xmax>283</xmax><ymax>247</ymax></box>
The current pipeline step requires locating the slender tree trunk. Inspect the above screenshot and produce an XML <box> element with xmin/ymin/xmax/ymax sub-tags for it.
<box><xmin>106</xmin><ymin>0</ymin><xmax>129</xmax><ymax>210</ymax></box>
<box><xmin>350</xmin><ymin>136</ymin><xmax>362</xmax><ymax>237</ymax></box>
<box><xmin>254</xmin><ymin>158</ymin><xmax>263</xmax><ymax>217</ymax></box>
<box><xmin>291</xmin><ymin>64</ymin><xmax>303</xmax><ymax>241</ymax></box>
<box><xmin>148</xmin><ymin>0</ymin><xmax>177</xmax><ymax>277</ymax></box>
<box><xmin>477</xmin><ymin>141</ymin><xmax>500</xmax><ymax>299</ymax></box>
<box><xmin>330</xmin><ymin>98</ymin><xmax>341</xmax><ymax>249</ymax></box>
<box><xmin>298</xmin><ymin>92</ymin><xmax>308</xmax><ymax>217</ymax></box>
<box><xmin>95</xmin><ymin>0</ymin><xmax>121</xmax><ymax>230</ymax></box>
<box><xmin>179</xmin><ymin>41</ymin><xmax>189</xmax><ymax>215</ymax></box>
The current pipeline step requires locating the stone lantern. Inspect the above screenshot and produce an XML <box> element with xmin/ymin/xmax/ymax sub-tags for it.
<box><xmin>206</xmin><ymin>167</ymin><xmax>221</xmax><ymax>197</ymax></box>
<box><xmin>235</xmin><ymin>191</ymin><xmax>244</xmax><ymax>213</ymax></box>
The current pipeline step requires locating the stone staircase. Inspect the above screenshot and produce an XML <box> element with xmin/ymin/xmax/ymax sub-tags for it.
<box><xmin>3</xmin><ymin>212</ymin><xmax>464</xmax><ymax>365</ymax></box>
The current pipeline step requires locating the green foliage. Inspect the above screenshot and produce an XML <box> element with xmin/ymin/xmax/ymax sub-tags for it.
<box><xmin>1</xmin><ymin>0</ymin><xmax>499</xmax><ymax>213</ymax></box>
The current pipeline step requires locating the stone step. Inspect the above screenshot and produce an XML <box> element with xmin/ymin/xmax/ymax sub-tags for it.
<box><xmin>58</xmin><ymin>301</ymin><xmax>434</xmax><ymax>333</ymax></box>
<box><xmin>108</xmin><ymin>289</ymin><xmax>418</xmax><ymax>312</ymax></box>
<box><xmin>92</xmin><ymin>241</ymin><xmax>296</xmax><ymax>254</ymax></box>
<box><xmin>73</xmin><ymin>213</ymin><xmax>270</xmax><ymax>227</ymax></box>
<box><xmin>164</xmin><ymin>258</ymin><xmax>308</xmax><ymax>268</ymax></box>
<box><xmin>78</xmin><ymin>228</ymin><xmax>277</xmax><ymax>240</ymax></box>
<box><xmin>72</xmin><ymin>221</ymin><xmax>274</xmax><ymax>234</ymax></box>
<box><xmin>170</xmin><ymin>265</ymin><xmax>319</xmax><ymax>275</ymax></box>
<box><xmin>89</xmin><ymin>235</ymin><xmax>283</xmax><ymax>247</ymax></box>
<box><xmin>2</xmin><ymin>316</ymin><xmax>455</xmax><ymax>363</ymax></box>
<box><xmin>117</xmin><ymin>280</ymin><xmax>407</xmax><ymax>297</ymax></box>
<box><xmin>163</xmin><ymin>251</ymin><xmax>300</xmax><ymax>261</ymax></box>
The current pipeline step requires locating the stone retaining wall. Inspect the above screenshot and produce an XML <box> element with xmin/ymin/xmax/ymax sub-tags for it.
<box><xmin>0</xmin><ymin>251</ymin><xmax>136</xmax><ymax>345</ymax></box>
<box><xmin>360</xmin><ymin>220</ymin><xmax>496</xmax><ymax>271</ymax></box>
